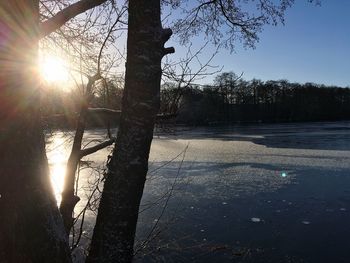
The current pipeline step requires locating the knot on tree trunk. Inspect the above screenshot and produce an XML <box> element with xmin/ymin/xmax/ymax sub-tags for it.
<box><xmin>161</xmin><ymin>28</ymin><xmax>175</xmax><ymax>57</ymax></box>
<box><xmin>161</xmin><ymin>28</ymin><xmax>172</xmax><ymax>43</ymax></box>
<box><xmin>162</xmin><ymin>47</ymin><xmax>175</xmax><ymax>56</ymax></box>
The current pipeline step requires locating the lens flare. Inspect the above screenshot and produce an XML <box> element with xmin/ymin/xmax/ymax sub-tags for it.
<box><xmin>40</xmin><ymin>55</ymin><xmax>69</xmax><ymax>83</ymax></box>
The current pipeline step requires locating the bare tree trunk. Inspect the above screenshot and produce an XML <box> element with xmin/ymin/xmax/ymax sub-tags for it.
<box><xmin>60</xmin><ymin>78</ymin><xmax>96</xmax><ymax>234</ymax></box>
<box><xmin>60</xmin><ymin>104</ymin><xmax>88</xmax><ymax>234</ymax></box>
<box><xmin>87</xmin><ymin>0</ymin><xmax>174</xmax><ymax>262</ymax></box>
<box><xmin>60</xmin><ymin>75</ymin><xmax>116</xmax><ymax>235</ymax></box>
<box><xmin>0</xmin><ymin>1</ymin><xmax>71</xmax><ymax>262</ymax></box>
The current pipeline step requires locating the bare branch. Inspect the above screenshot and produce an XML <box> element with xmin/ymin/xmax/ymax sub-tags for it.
<box><xmin>87</xmin><ymin>107</ymin><xmax>121</xmax><ymax>114</ymax></box>
<box><xmin>97</xmin><ymin>6</ymin><xmax>128</xmax><ymax>74</ymax></box>
<box><xmin>40</xmin><ymin>0</ymin><xmax>108</xmax><ymax>38</ymax></box>
<box><xmin>80</xmin><ymin>138</ymin><xmax>116</xmax><ymax>157</ymax></box>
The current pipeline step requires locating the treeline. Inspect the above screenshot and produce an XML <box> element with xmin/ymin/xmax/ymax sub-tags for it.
<box><xmin>42</xmin><ymin>72</ymin><xmax>350</xmax><ymax>127</ymax></box>
<box><xmin>42</xmin><ymin>79</ymin><xmax>123</xmax><ymax>128</ymax></box>
<box><xmin>160</xmin><ymin>72</ymin><xmax>350</xmax><ymax>124</ymax></box>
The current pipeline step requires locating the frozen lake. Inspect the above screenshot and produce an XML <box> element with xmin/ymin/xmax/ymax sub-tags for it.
<box><xmin>46</xmin><ymin>121</ymin><xmax>350</xmax><ymax>263</ymax></box>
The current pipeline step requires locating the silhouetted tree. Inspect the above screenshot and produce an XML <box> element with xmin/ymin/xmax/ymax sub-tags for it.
<box><xmin>0</xmin><ymin>1</ymin><xmax>108</xmax><ymax>262</ymax></box>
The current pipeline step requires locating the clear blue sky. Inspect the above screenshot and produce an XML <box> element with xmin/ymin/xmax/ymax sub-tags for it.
<box><xmin>172</xmin><ymin>1</ymin><xmax>350</xmax><ymax>87</ymax></box>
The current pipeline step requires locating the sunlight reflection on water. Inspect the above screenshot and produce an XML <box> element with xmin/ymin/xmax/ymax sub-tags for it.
<box><xmin>46</xmin><ymin>134</ymin><xmax>71</xmax><ymax>204</ymax></box>
<box><xmin>45</xmin><ymin>130</ymin><xmax>112</xmax><ymax>206</ymax></box>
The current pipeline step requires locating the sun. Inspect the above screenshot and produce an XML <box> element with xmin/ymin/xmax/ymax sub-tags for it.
<box><xmin>40</xmin><ymin>55</ymin><xmax>70</xmax><ymax>83</ymax></box>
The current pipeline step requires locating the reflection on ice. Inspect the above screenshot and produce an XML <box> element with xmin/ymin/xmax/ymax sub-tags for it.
<box><xmin>45</xmin><ymin>129</ymin><xmax>113</xmax><ymax>207</ymax></box>
<box><xmin>46</xmin><ymin>134</ymin><xmax>70</xmax><ymax>204</ymax></box>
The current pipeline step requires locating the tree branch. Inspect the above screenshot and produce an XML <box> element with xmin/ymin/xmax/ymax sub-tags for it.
<box><xmin>87</xmin><ymin>107</ymin><xmax>121</xmax><ymax>114</ymax></box>
<box><xmin>80</xmin><ymin>138</ymin><xmax>116</xmax><ymax>157</ymax></box>
<box><xmin>39</xmin><ymin>0</ymin><xmax>108</xmax><ymax>38</ymax></box>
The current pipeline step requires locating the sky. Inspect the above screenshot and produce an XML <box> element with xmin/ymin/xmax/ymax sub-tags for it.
<box><xmin>171</xmin><ymin>1</ymin><xmax>350</xmax><ymax>87</ymax></box>
<box><xmin>42</xmin><ymin>1</ymin><xmax>350</xmax><ymax>89</ymax></box>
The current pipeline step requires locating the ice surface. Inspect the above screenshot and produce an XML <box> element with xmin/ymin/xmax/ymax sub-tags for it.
<box><xmin>46</xmin><ymin>121</ymin><xmax>350</xmax><ymax>263</ymax></box>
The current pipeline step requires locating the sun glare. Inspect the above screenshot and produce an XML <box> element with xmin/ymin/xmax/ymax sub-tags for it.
<box><xmin>40</xmin><ymin>55</ymin><xmax>70</xmax><ymax>83</ymax></box>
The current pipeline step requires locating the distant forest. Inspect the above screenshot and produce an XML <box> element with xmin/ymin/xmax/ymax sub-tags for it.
<box><xmin>43</xmin><ymin>72</ymin><xmax>350</xmax><ymax>128</ymax></box>
<box><xmin>161</xmin><ymin>72</ymin><xmax>350</xmax><ymax>125</ymax></box>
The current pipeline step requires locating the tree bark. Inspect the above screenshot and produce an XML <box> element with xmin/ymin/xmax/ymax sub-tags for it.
<box><xmin>87</xmin><ymin>0</ymin><xmax>174</xmax><ymax>262</ymax></box>
<box><xmin>0</xmin><ymin>1</ymin><xmax>71</xmax><ymax>262</ymax></box>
